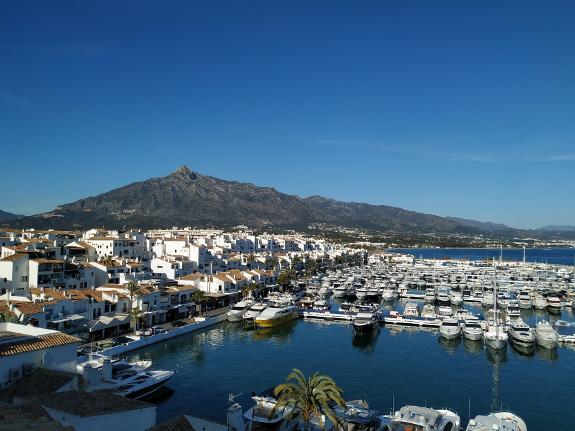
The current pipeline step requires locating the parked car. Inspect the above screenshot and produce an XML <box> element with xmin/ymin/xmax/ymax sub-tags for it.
<box><xmin>171</xmin><ymin>320</ymin><xmax>187</xmax><ymax>327</ymax></box>
<box><xmin>112</xmin><ymin>336</ymin><xmax>133</xmax><ymax>345</ymax></box>
<box><xmin>151</xmin><ymin>325</ymin><xmax>167</xmax><ymax>334</ymax></box>
<box><xmin>136</xmin><ymin>328</ymin><xmax>153</xmax><ymax>336</ymax></box>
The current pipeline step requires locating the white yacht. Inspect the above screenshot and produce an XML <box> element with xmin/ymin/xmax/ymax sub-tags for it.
<box><xmin>533</xmin><ymin>295</ymin><xmax>547</xmax><ymax>310</ymax></box>
<box><xmin>421</xmin><ymin>304</ymin><xmax>437</xmax><ymax>320</ymax></box>
<box><xmin>466</xmin><ymin>412</ymin><xmax>527</xmax><ymax>431</ymax></box>
<box><xmin>481</xmin><ymin>290</ymin><xmax>494</xmax><ymax>307</ymax></box>
<box><xmin>462</xmin><ymin>319</ymin><xmax>483</xmax><ymax>341</ymax></box>
<box><xmin>382</xmin><ymin>287</ymin><xmax>396</xmax><ymax>302</ymax></box>
<box><xmin>382</xmin><ymin>405</ymin><xmax>461</xmax><ymax>431</ymax></box>
<box><xmin>243</xmin><ymin>393</ymin><xmax>299</xmax><ymax>431</ymax></box>
<box><xmin>333</xmin><ymin>284</ymin><xmax>347</xmax><ymax>298</ymax></box>
<box><xmin>356</xmin><ymin>285</ymin><xmax>368</xmax><ymax>300</ymax></box>
<box><xmin>506</xmin><ymin>301</ymin><xmax>521</xmax><ymax>322</ymax></box>
<box><xmin>517</xmin><ymin>291</ymin><xmax>533</xmax><ymax>309</ymax></box>
<box><xmin>450</xmin><ymin>291</ymin><xmax>463</xmax><ymax>306</ymax></box>
<box><xmin>439</xmin><ymin>317</ymin><xmax>461</xmax><ymax>340</ymax></box>
<box><xmin>546</xmin><ymin>296</ymin><xmax>562</xmax><ymax>314</ymax></box>
<box><xmin>437</xmin><ymin>287</ymin><xmax>451</xmax><ymax>304</ymax></box>
<box><xmin>535</xmin><ymin>320</ymin><xmax>559</xmax><ymax>349</ymax></box>
<box><xmin>353</xmin><ymin>312</ymin><xmax>378</xmax><ymax>334</ymax></box>
<box><xmin>227</xmin><ymin>299</ymin><xmax>254</xmax><ymax>322</ymax></box>
<box><xmin>243</xmin><ymin>303</ymin><xmax>268</xmax><ymax>323</ymax></box>
<box><xmin>424</xmin><ymin>289</ymin><xmax>436</xmax><ymax>304</ymax></box>
<box><xmin>508</xmin><ymin>320</ymin><xmax>535</xmax><ymax>346</ymax></box>
<box><xmin>484</xmin><ymin>266</ymin><xmax>508</xmax><ymax>351</ymax></box>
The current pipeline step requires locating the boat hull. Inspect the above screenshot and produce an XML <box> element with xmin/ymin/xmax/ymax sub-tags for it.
<box><xmin>255</xmin><ymin>311</ymin><xmax>298</xmax><ymax>328</ymax></box>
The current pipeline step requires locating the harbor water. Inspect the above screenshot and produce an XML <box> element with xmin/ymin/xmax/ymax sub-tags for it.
<box><xmin>125</xmin><ymin>301</ymin><xmax>575</xmax><ymax>430</ymax></box>
<box><xmin>390</xmin><ymin>247</ymin><xmax>575</xmax><ymax>266</ymax></box>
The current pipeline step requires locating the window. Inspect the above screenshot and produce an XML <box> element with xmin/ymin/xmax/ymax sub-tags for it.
<box><xmin>20</xmin><ymin>276</ymin><xmax>28</xmax><ymax>282</ymax></box>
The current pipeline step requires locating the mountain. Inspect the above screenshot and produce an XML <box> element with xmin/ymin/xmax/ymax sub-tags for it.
<box><xmin>0</xmin><ymin>209</ymin><xmax>22</xmax><ymax>221</ymax></box>
<box><xmin>537</xmin><ymin>225</ymin><xmax>575</xmax><ymax>232</ymax></box>
<box><xmin>445</xmin><ymin>217</ymin><xmax>514</xmax><ymax>233</ymax></box>
<box><xmin>7</xmin><ymin>166</ymin><xmax>475</xmax><ymax>234</ymax></box>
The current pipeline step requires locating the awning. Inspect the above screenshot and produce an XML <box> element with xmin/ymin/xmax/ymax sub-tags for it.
<box><xmin>88</xmin><ymin>313</ymin><xmax>130</xmax><ymax>331</ymax></box>
<box><xmin>48</xmin><ymin>314</ymin><xmax>86</xmax><ymax>324</ymax></box>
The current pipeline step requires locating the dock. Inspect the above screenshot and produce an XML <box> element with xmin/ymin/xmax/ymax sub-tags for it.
<box><xmin>301</xmin><ymin>310</ymin><xmax>355</xmax><ymax>322</ymax></box>
<box><xmin>383</xmin><ymin>316</ymin><xmax>441</xmax><ymax>328</ymax></box>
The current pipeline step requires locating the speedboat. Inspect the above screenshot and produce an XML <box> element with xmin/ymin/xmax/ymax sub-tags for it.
<box><xmin>508</xmin><ymin>320</ymin><xmax>535</xmax><ymax>347</ymax></box>
<box><xmin>255</xmin><ymin>304</ymin><xmax>299</xmax><ymax>328</ymax></box>
<box><xmin>113</xmin><ymin>369</ymin><xmax>175</xmax><ymax>399</ymax></box>
<box><xmin>381</xmin><ymin>405</ymin><xmax>461</xmax><ymax>431</ymax></box>
<box><xmin>535</xmin><ymin>320</ymin><xmax>559</xmax><ymax>349</ymax></box>
<box><xmin>334</xmin><ymin>400</ymin><xmax>381</xmax><ymax>430</ymax></box>
<box><xmin>421</xmin><ymin>304</ymin><xmax>437</xmax><ymax>320</ymax></box>
<box><xmin>403</xmin><ymin>302</ymin><xmax>420</xmax><ymax>318</ymax></box>
<box><xmin>517</xmin><ymin>291</ymin><xmax>532</xmax><ymax>309</ymax></box>
<box><xmin>353</xmin><ymin>312</ymin><xmax>378</xmax><ymax>334</ymax></box>
<box><xmin>462</xmin><ymin>319</ymin><xmax>483</xmax><ymax>341</ymax></box>
<box><xmin>466</xmin><ymin>412</ymin><xmax>527</xmax><ymax>431</ymax></box>
<box><xmin>227</xmin><ymin>299</ymin><xmax>254</xmax><ymax>322</ymax></box>
<box><xmin>437</xmin><ymin>287</ymin><xmax>451</xmax><ymax>304</ymax></box>
<box><xmin>243</xmin><ymin>393</ymin><xmax>299</xmax><ymax>431</ymax></box>
<box><xmin>546</xmin><ymin>296</ymin><xmax>562</xmax><ymax>314</ymax></box>
<box><xmin>439</xmin><ymin>318</ymin><xmax>461</xmax><ymax>340</ymax></box>
<box><xmin>356</xmin><ymin>286</ymin><xmax>368</xmax><ymax>300</ymax></box>
<box><xmin>243</xmin><ymin>303</ymin><xmax>268</xmax><ymax>323</ymax></box>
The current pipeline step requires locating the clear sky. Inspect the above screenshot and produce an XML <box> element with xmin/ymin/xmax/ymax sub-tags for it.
<box><xmin>1</xmin><ymin>1</ymin><xmax>574</xmax><ymax>229</ymax></box>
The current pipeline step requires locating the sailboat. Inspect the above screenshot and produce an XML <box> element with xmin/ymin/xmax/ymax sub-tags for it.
<box><xmin>484</xmin><ymin>261</ymin><xmax>508</xmax><ymax>351</ymax></box>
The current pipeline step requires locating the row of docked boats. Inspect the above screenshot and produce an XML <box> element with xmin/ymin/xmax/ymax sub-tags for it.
<box><xmin>222</xmin><ymin>391</ymin><xmax>528</xmax><ymax>431</ymax></box>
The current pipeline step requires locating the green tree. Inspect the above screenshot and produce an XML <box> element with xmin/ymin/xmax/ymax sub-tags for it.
<box><xmin>191</xmin><ymin>289</ymin><xmax>207</xmax><ymax>315</ymax></box>
<box><xmin>271</xmin><ymin>368</ymin><xmax>345</xmax><ymax>428</ymax></box>
<box><xmin>241</xmin><ymin>282</ymin><xmax>258</xmax><ymax>299</ymax></box>
<box><xmin>277</xmin><ymin>269</ymin><xmax>295</xmax><ymax>288</ymax></box>
<box><xmin>125</xmin><ymin>281</ymin><xmax>142</xmax><ymax>331</ymax></box>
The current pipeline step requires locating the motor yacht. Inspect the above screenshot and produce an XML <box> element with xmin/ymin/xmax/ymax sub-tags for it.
<box><xmin>450</xmin><ymin>291</ymin><xmax>463</xmax><ymax>306</ymax></box>
<box><xmin>403</xmin><ymin>302</ymin><xmax>420</xmax><ymax>318</ymax></box>
<box><xmin>382</xmin><ymin>287</ymin><xmax>396</xmax><ymax>302</ymax></box>
<box><xmin>508</xmin><ymin>320</ymin><xmax>535</xmax><ymax>346</ymax></box>
<box><xmin>424</xmin><ymin>289</ymin><xmax>436</xmax><ymax>304</ymax></box>
<box><xmin>505</xmin><ymin>301</ymin><xmax>521</xmax><ymax>322</ymax></box>
<box><xmin>462</xmin><ymin>319</ymin><xmax>483</xmax><ymax>341</ymax></box>
<box><xmin>243</xmin><ymin>393</ymin><xmax>299</xmax><ymax>431</ymax></box>
<box><xmin>356</xmin><ymin>285</ymin><xmax>369</xmax><ymax>300</ymax></box>
<box><xmin>353</xmin><ymin>312</ymin><xmax>378</xmax><ymax>334</ymax></box>
<box><xmin>481</xmin><ymin>291</ymin><xmax>494</xmax><ymax>307</ymax></box>
<box><xmin>546</xmin><ymin>296</ymin><xmax>562</xmax><ymax>314</ymax></box>
<box><xmin>333</xmin><ymin>284</ymin><xmax>347</xmax><ymax>298</ymax></box>
<box><xmin>381</xmin><ymin>405</ymin><xmax>461</xmax><ymax>431</ymax></box>
<box><xmin>437</xmin><ymin>287</ymin><xmax>451</xmax><ymax>305</ymax></box>
<box><xmin>243</xmin><ymin>303</ymin><xmax>268</xmax><ymax>323</ymax></box>
<box><xmin>227</xmin><ymin>299</ymin><xmax>254</xmax><ymax>322</ymax></box>
<box><xmin>466</xmin><ymin>412</ymin><xmax>527</xmax><ymax>431</ymax></box>
<box><xmin>535</xmin><ymin>320</ymin><xmax>559</xmax><ymax>349</ymax></box>
<box><xmin>439</xmin><ymin>317</ymin><xmax>461</xmax><ymax>340</ymax></box>
<box><xmin>533</xmin><ymin>295</ymin><xmax>547</xmax><ymax>310</ymax></box>
<box><xmin>421</xmin><ymin>304</ymin><xmax>436</xmax><ymax>320</ymax></box>
<box><xmin>517</xmin><ymin>291</ymin><xmax>532</xmax><ymax>309</ymax></box>
<box><xmin>255</xmin><ymin>304</ymin><xmax>299</xmax><ymax>328</ymax></box>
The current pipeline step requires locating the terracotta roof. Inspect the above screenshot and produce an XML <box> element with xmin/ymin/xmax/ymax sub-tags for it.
<box><xmin>0</xmin><ymin>253</ymin><xmax>28</xmax><ymax>262</ymax></box>
<box><xmin>0</xmin><ymin>368</ymin><xmax>77</xmax><ymax>402</ymax></box>
<box><xmin>31</xmin><ymin>258</ymin><xmax>65</xmax><ymax>264</ymax></box>
<box><xmin>13</xmin><ymin>300</ymin><xmax>59</xmax><ymax>315</ymax></box>
<box><xmin>39</xmin><ymin>390</ymin><xmax>154</xmax><ymax>417</ymax></box>
<box><xmin>0</xmin><ymin>331</ymin><xmax>80</xmax><ymax>356</ymax></box>
<box><xmin>179</xmin><ymin>273</ymin><xmax>205</xmax><ymax>281</ymax></box>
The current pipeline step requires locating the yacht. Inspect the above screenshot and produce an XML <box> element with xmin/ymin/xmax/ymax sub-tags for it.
<box><xmin>403</xmin><ymin>302</ymin><xmax>420</xmax><ymax>318</ymax></box>
<box><xmin>356</xmin><ymin>285</ymin><xmax>369</xmax><ymax>300</ymax></box>
<box><xmin>227</xmin><ymin>299</ymin><xmax>254</xmax><ymax>322</ymax></box>
<box><xmin>466</xmin><ymin>412</ymin><xmax>527</xmax><ymax>431</ymax></box>
<box><xmin>243</xmin><ymin>393</ymin><xmax>299</xmax><ymax>431</ymax></box>
<box><xmin>421</xmin><ymin>304</ymin><xmax>437</xmax><ymax>320</ymax></box>
<box><xmin>381</xmin><ymin>405</ymin><xmax>461</xmax><ymax>431</ymax></box>
<box><xmin>333</xmin><ymin>284</ymin><xmax>347</xmax><ymax>298</ymax></box>
<box><xmin>508</xmin><ymin>320</ymin><xmax>535</xmax><ymax>346</ymax></box>
<box><xmin>481</xmin><ymin>290</ymin><xmax>494</xmax><ymax>307</ymax></box>
<box><xmin>533</xmin><ymin>295</ymin><xmax>547</xmax><ymax>310</ymax></box>
<box><xmin>353</xmin><ymin>312</ymin><xmax>378</xmax><ymax>334</ymax></box>
<box><xmin>517</xmin><ymin>291</ymin><xmax>533</xmax><ymax>309</ymax></box>
<box><xmin>506</xmin><ymin>301</ymin><xmax>521</xmax><ymax>322</ymax></box>
<box><xmin>424</xmin><ymin>289</ymin><xmax>436</xmax><ymax>304</ymax></box>
<box><xmin>484</xmin><ymin>267</ymin><xmax>507</xmax><ymax>351</ymax></box>
<box><xmin>436</xmin><ymin>287</ymin><xmax>451</xmax><ymax>304</ymax></box>
<box><xmin>243</xmin><ymin>303</ymin><xmax>268</xmax><ymax>323</ymax></box>
<box><xmin>439</xmin><ymin>317</ymin><xmax>461</xmax><ymax>340</ymax></box>
<box><xmin>382</xmin><ymin>287</ymin><xmax>396</xmax><ymax>302</ymax></box>
<box><xmin>546</xmin><ymin>296</ymin><xmax>562</xmax><ymax>314</ymax></box>
<box><xmin>535</xmin><ymin>320</ymin><xmax>559</xmax><ymax>349</ymax></box>
<box><xmin>255</xmin><ymin>304</ymin><xmax>299</xmax><ymax>328</ymax></box>
<box><xmin>462</xmin><ymin>319</ymin><xmax>483</xmax><ymax>341</ymax></box>
<box><xmin>450</xmin><ymin>291</ymin><xmax>463</xmax><ymax>306</ymax></box>
<box><xmin>82</xmin><ymin>358</ymin><xmax>174</xmax><ymax>400</ymax></box>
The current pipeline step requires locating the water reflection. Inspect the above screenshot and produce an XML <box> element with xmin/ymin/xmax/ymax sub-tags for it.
<box><xmin>437</xmin><ymin>336</ymin><xmax>461</xmax><ymax>354</ymax></box>
<box><xmin>252</xmin><ymin>320</ymin><xmax>298</xmax><ymax>342</ymax></box>
<box><xmin>485</xmin><ymin>346</ymin><xmax>508</xmax><ymax>365</ymax></box>
<box><xmin>352</xmin><ymin>329</ymin><xmax>380</xmax><ymax>352</ymax></box>
<box><xmin>510</xmin><ymin>342</ymin><xmax>535</xmax><ymax>357</ymax></box>
<box><xmin>535</xmin><ymin>344</ymin><xmax>559</xmax><ymax>362</ymax></box>
<box><xmin>463</xmin><ymin>338</ymin><xmax>483</xmax><ymax>354</ymax></box>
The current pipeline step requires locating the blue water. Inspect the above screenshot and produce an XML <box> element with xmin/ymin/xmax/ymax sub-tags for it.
<box><xmin>389</xmin><ymin>247</ymin><xmax>575</xmax><ymax>266</ymax></box>
<box><xmin>124</xmin><ymin>301</ymin><xmax>575</xmax><ymax>430</ymax></box>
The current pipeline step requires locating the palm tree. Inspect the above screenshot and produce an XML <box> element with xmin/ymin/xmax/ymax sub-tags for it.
<box><xmin>191</xmin><ymin>289</ymin><xmax>207</xmax><ymax>316</ymax></box>
<box><xmin>125</xmin><ymin>281</ymin><xmax>143</xmax><ymax>331</ymax></box>
<box><xmin>128</xmin><ymin>306</ymin><xmax>143</xmax><ymax>331</ymax></box>
<box><xmin>271</xmin><ymin>368</ymin><xmax>345</xmax><ymax>428</ymax></box>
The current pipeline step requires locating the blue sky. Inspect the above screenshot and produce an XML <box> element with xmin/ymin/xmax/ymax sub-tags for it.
<box><xmin>1</xmin><ymin>1</ymin><xmax>574</xmax><ymax>229</ymax></box>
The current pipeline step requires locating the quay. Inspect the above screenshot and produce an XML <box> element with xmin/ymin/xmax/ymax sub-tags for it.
<box><xmin>301</xmin><ymin>310</ymin><xmax>354</xmax><ymax>322</ymax></box>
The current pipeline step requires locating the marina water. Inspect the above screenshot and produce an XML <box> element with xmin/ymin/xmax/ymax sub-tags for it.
<box><xmin>125</xmin><ymin>302</ymin><xmax>575</xmax><ymax>430</ymax></box>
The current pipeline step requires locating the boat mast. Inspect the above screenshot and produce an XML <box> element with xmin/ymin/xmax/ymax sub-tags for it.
<box><xmin>492</xmin><ymin>259</ymin><xmax>498</xmax><ymax>337</ymax></box>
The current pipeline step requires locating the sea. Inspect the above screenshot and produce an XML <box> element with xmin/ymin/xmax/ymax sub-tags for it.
<box><xmin>123</xmin><ymin>248</ymin><xmax>575</xmax><ymax>430</ymax></box>
<box><xmin>389</xmin><ymin>247</ymin><xmax>575</xmax><ymax>266</ymax></box>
